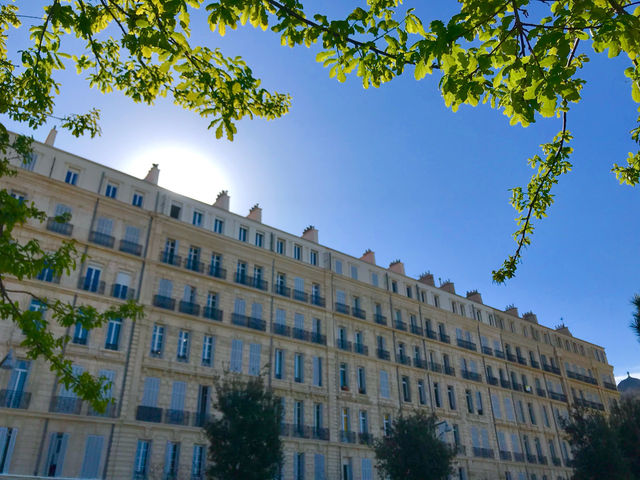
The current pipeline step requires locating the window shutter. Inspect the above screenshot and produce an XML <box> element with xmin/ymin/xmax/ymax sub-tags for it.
<box><xmin>294</xmin><ymin>313</ymin><xmax>304</xmax><ymax>331</ymax></box>
<box><xmin>80</xmin><ymin>435</ymin><xmax>104</xmax><ymax>478</ymax></box>
<box><xmin>481</xmin><ymin>428</ymin><xmax>490</xmax><ymax>449</ymax></box>
<box><xmin>312</xmin><ymin>357</ymin><xmax>320</xmax><ymax>386</ymax></box>
<box><xmin>276</xmin><ymin>308</ymin><xmax>286</xmax><ymax>325</ymax></box>
<box><xmin>336</xmin><ymin>290</ymin><xmax>346</xmax><ymax>304</ymax></box>
<box><xmin>54</xmin><ymin>434</ymin><xmax>69</xmax><ymax>477</ymax></box>
<box><xmin>60</xmin><ymin>365</ymin><xmax>83</xmax><ymax>397</ymax></box>
<box><xmin>171</xmin><ymin>381</ymin><xmax>186</xmax><ymax>411</ymax></box>
<box><xmin>314</xmin><ymin>454</ymin><xmax>325</xmax><ymax>480</ymax></box>
<box><xmin>249</xmin><ymin>343</ymin><xmax>261</xmax><ymax>376</ymax></box>
<box><xmin>251</xmin><ymin>302</ymin><xmax>262</xmax><ymax>320</ymax></box>
<box><xmin>361</xmin><ymin>459</ymin><xmax>372</xmax><ymax>480</ymax></box>
<box><xmin>158</xmin><ymin>279</ymin><xmax>173</xmax><ymax>297</ymax></box>
<box><xmin>54</xmin><ymin>204</ymin><xmax>71</xmax><ymax>216</ymax></box>
<box><xmin>294</xmin><ymin>277</ymin><xmax>304</xmax><ymax>292</ymax></box>
<box><xmin>230</xmin><ymin>339</ymin><xmax>243</xmax><ymax>372</ymax></box>
<box><xmin>234</xmin><ymin>298</ymin><xmax>246</xmax><ymax>315</ymax></box>
<box><xmin>124</xmin><ymin>225</ymin><xmax>140</xmax><ymax>243</ymax></box>
<box><xmin>471</xmin><ymin>427</ymin><xmax>480</xmax><ymax>448</ymax></box>
<box><xmin>142</xmin><ymin>377</ymin><xmax>160</xmax><ymax>407</ymax></box>
<box><xmin>98</xmin><ymin>370</ymin><xmax>116</xmax><ymax>399</ymax></box>
<box><xmin>293</xmin><ymin>453</ymin><xmax>299</xmax><ymax>479</ymax></box>
<box><xmin>96</xmin><ymin>217</ymin><xmax>113</xmax><ymax>235</ymax></box>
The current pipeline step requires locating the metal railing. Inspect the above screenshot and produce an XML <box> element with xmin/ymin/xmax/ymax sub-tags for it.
<box><xmin>336</xmin><ymin>338</ymin><xmax>352</xmax><ymax>351</ymax></box>
<box><xmin>136</xmin><ymin>405</ymin><xmax>163</xmax><ymax>422</ymax></box>
<box><xmin>179</xmin><ymin>300</ymin><xmax>200</xmax><ymax>316</ymax></box>
<box><xmin>310</xmin><ymin>295</ymin><xmax>325</xmax><ymax>307</ymax></box>
<box><xmin>396</xmin><ymin>354</ymin><xmax>411</xmax><ymax>366</ymax></box>
<box><xmin>111</xmin><ymin>283</ymin><xmax>135</xmax><ymax>300</ymax></box>
<box><xmin>153</xmin><ymin>295</ymin><xmax>175</xmax><ymax>310</ymax></box>
<box><xmin>354</xmin><ymin>343</ymin><xmax>369</xmax><ymax>355</ymax></box>
<box><xmin>439</xmin><ymin>332</ymin><xmax>450</xmax><ymax>343</ymax></box>
<box><xmin>461</xmin><ymin>370</ymin><xmax>482</xmax><ymax>382</ymax></box>
<box><xmin>230</xmin><ymin>313</ymin><xmax>266</xmax><ymax>331</ymax></box>
<box><xmin>473</xmin><ymin>447</ymin><xmax>494</xmax><ymax>458</ymax></box>
<box><xmin>89</xmin><ymin>230</ymin><xmax>115</xmax><ymax>248</ymax></box>
<box><xmin>425</xmin><ymin>329</ymin><xmax>437</xmax><ymax>340</ymax></box>
<box><xmin>50</xmin><ymin>396</ymin><xmax>83</xmax><ymax>414</ymax></box>
<box><xmin>410</xmin><ymin>324</ymin><xmax>423</xmax><ymax>336</ymax></box>
<box><xmin>203</xmin><ymin>306</ymin><xmax>223</xmax><ymax>321</ymax></box>
<box><xmin>374</xmin><ymin>314</ymin><xmax>387</xmax><ymax>325</ymax></box>
<box><xmin>335</xmin><ymin>302</ymin><xmax>350</xmax><ymax>315</ymax></box>
<box><xmin>481</xmin><ymin>346</ymin><xmax>493</xmax><ymax>355</ymax></box>
<box><xmin>119</xmin><ymin>239</ymin><xmax>142</xmax><ymax>256</ymax></box>
<box><xmin>159</xmin><ymin>250</ymin><xmax>181</xmax><ymax>266</ymax></box>
<box><xmin>78</xmin><ymin>277</ymin><xmax>105</xmax><ymax>294</ymax></box>
<box><xmin>0</xmin><ymin>390</ymin><xmax>31</xmax><ymax>409</ymax></box>
<box><xmin>46</xmin><ymin>217</ymin><xmax>73</xmax><ymax>236</ymax></box>
<box><xmin>293</xmin><ymin>290</ymin><xmax>308</xmax><ymax>302</ymax></box>
<box><xmin>208</xmin><ymin>265</ymin><xmax>227</xmax><ymax>279</ymax></box>
<box><xmin>377</xmin><ymin>348</ymin><xmax>390</xmax><ymax>360</ymax></box>
<box><xmin>273</xmin><ymin>284</ymin><xmax>291</xmax><ymax>297</ymax></box>
<box><xmin>184</xmin><ymin>258</ymin><xmax>204</xmax><ymax>273</ymax></box>
<box><xmin>339</xmin><ymin>430</ymin><xmax>356</xmax><ymax>443</ymax></box>
<box><xmin>352</xmin><ymin>307</ymin><xmax>366</xmax><ymax>320</ymax></box>
<box><xmin>165</xmin><ymin>409</ymin><xmax>190</xmax><ymax>425</ymax></box>
<box><xmin>36</xmin><ymin>268</ymin><xmax>60</xmax><ymax>284</ymax></box>
<box><xmin>456</xmin><ymin>338</ymin><xmax>477</xmax><ymax>351</ymax></box>
<box><xmin>234</xmin><ymin>273</ymin><xmax>268</xmax><ymax>291</ymax></box>
<box><xmin>395</xmin><ymin>320</ymin><xmax>407</xmax><ymax>331</ymax></box>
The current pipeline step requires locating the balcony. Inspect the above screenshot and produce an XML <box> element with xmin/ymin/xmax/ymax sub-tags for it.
<box><xmin>165</xmin><ymin>409</ymin><xmax>190</xmax><ymax>425</ymax></box>
<box><xmin>410</xmin><ymin>324</ymin><xmax>423</xmax><ymax>336</ymax></box>
<box><xmin>486</xmin><ymin>376</ymin><xmax>498</xmax><ymax>386</ymax></box>
<box><xmin>444</xmin><ymin>365</ymin><xmax>456</xmax><ymax>376</ymax></box>
<box><xmin>272</xmin><ymin>323</ymin><xmax>290</xmax><ymax>337</ymax></box>
<box><xmin>312</xmin><ymin>427</ymin><xmax>330</xmax><ymax>441</ymax></box>
<box><xmin>358</xmin><ymin>432</ymin><xmax>374</xmax><ymax>445</ymax></box>
<box><xmin>179</xmin><ymin>300</ymin><xmax>201</xmax><ymax>316</ymax></box>
<box><xmin>310</xmin><ymin>294</ymin><xmax>325</xmax><ymax>307</ymax></box>
<box><xmin>494</xmin><ymin>349</ymin><xmax>505</xmax><ymax>359</ymax></box>
<box><xmin>603</xmin><ymin>381</ymin><xmax>618</xmax><ymax>391</ymax></box>
<box><xmin>234</xmin><ymin>273</ymin><xmax>268</xmax><ymax>291</ymax></box>
<box><xmin>374</xmin><ymin>314</ymin><xmax>387</xmax><ymax>326</ymax></box>
<box><xmin>461</xmin><ymin>370</ymin><xmax>482</xmax><ymax>382</ymax></box>
<box><xmin>192</xmin><ymin>412</ymin><xmax>211</xmax><ymax>427</ymax></box>
<box><xmin>46</xmin><ymin>217</ymin><xmax>73</xmax><ymax>236</ymax></box>
<box><xmin>208</xmin><ymin>264</ymin><xmax>227</xmax><ymax>279</ymax></box>
<box><xmin>352</xmin><ymin>307</ymin><xmax>366</xmax><ymax>320</ymax></box>
<box><xmin>542</xmin><ymin>363</ymin><xmax>561</xmax><ymax>375</ymax></box>
<box><xmin>111</xmin><ymin>283</ymin><xmax>135</xmax><ymax>300</ymax></box>
<box><xmin>567</xmin><ymin>371</ymin><xmax>598</xmax><ymax>385</ymax></box>
<box><xmin>456</xmin><ymin>338</ymin><xmax>477</xmax><ymax>351</ymax></box>
<box><xmin>552</xmin><ymin>457</ymin><xmax>562</xmax><ymax>467</ymax></box>
<box><xmin>481</xmin><ymin>346</ymin><xmax>493</xmax><ymax>356</ymax></box>
<box><xmin>105</xmin><ymin>341</ymin><xmax>119</xmax><ymax>351</ymax></box>
<box><xmin>536</xmin><ymin>388</ymin><xmax>547</xmax><ymax>397</ymax></box>
<box><xmin>78</xmin><ymin>277</ymin><xmax>105</xmax><ymax>294</ymax></box>
<box><xmin>231</xmin><ymin>313</ymin><xmax>266</xmax><ymax>331</ymax></box>
<box><xmin>89</xmin><ymin>230</ymin><xmax>115</xmax><ymax>248</ymax></box>
<box><xmin>0</xmin><ymin>390</ymin><xmax>31</xmax><ymax>409</ymax></box>
<box><xmin>273</xmin><ymin>284</ymin><xmax>291</xmax><ymax>298</ymax></box>
<box><xmin>119</xmin><ymin>239</ymin><xmax>142</xmax><ymax>256</ymax></box>
<box><xmin>526</xmin><ymin>454</ymin><xmax>537</xmax><ymax>464</ymax></box>
<box><xmin>511</xmin><ymin>382</ymin><xmax>523</xmax><ymax>392</ymax></box>
<box><xmin>292</xmin><ymin>290</ymin><xmax>309</xmax><ymax>302</ymax></box>
<box><xmin>430</xmin><ymin>361</ymin><xmax>443</xmax><ymax>373</ymax></box>
<box><xmin>425</xmin><ymin>328</ymin><xmax>437</xmax><ymax>340</ymax></box>
<box><xmin>414</xmin><ymin>358</ymin><xmax>428</xmax><ymax>370</ymax></box>
<box><xmin>335</xmin><ymin>302</ymin><xmax>350</xmax><ymax>315</ymax></box>
<box><xmin>311</xmin><ymin>332</ymin><xmax>327</xmax><ymax>345</ymax></box>
<box><xmin>439</xmin><ymin>332</ymin><xmax>450</xmax><ymax>343</ymax></box>
<box><xmin>499</xmin><ymin>451</ymin><xmax>512</xmax><ymax>461</ymax></box>
<box><xmin>290</xmin><ymin>424</ymin><xmax>311</xmax><ymax>439</ymax></box>
<box><xmin>354</xmin><ymin>343</ymin><xmax>369</xmax><ymax>356</ymax></box>
<box><xmin>339</xmin><ymin>430</ymin><xmax>356</xmax><ymax>443</ymax></box>
<box><xmin>203</xmin><ymin>306</ymin><xmax>223</xmax><ymax>321</ymax></box>
<box><xmin>473</xmin><ymin>447</ymin><xmax>494</xmax><ymax>458</ymax></box>
<box><xmin>549</xmin><ymin>391</ymin><xmax>568</xmax><ymax>402</ymax></box>
<box><xmin>36</xmin><ymin>268</ymin><xmax>61</xmax><ymax>284</ymax></box>
<box><xmin>396</xmin><ymin>354</ymin><xmax>411</xmax><ymax>366</ymax></box>
<box><xmin>500</xmin><ymin>379</ymin><xmax>511</xmax><ymax>389</ymax></box>
<box><xmin>292</xmin><ymin>328</ymin><xmax>312</xmax><ymax>342</ymax></box>
<box><xmin>50</xmin><ymin>396</ymin><xmax>83</xmax><ymax>414</ymax></box>
<box><xmin>336</xmin><ymin>338</ymin><xmax>352</xmax><ymax>351</ymax></box>
<box><xmin>184</xmin><ymin>258</ymin><xmax>204</xmax><ymax>273</ymax></box>
<box><xmin>395</xmin><ymin>320</ymin><xmax>407</xmax><ymax>331</ymax></box>
<box><xmin>88</xmin><ymin>401</ymin><xmax>118</xmax><ymax>418</ymax></box>
<box><xmin>513</xmin><ymin>452</ymin><xmax>525</xmax><ymax>462</ymax></box>
<box><xmin>516</xmin><ymin>356</ymin><xmax>527</xmax><ymax>366</ymax></box>
<box><xmin>153</xmin><ymin>295</ymin><xmax>175</xmax><ymax>310</ymax></box>
<box><xmin>377</xmin><ymin>348</ymin><xmax>390</xmax><ymax>361</ymax></box>
<box><xmin>136</xmin><ymin>405</ymin><xmax>163</xmax><ymax>423</ymax></box>
<box><xmin>453</xmin><ymin>445</ymin><xmax>466</xmax><ymax>456</ymax></box>
<box><xmin>506</xmin><ymin>352</ymin><xmax>517</xmax><ymax>362</ymax></box>
<box><xmin>530</xmin><ymin>359</ymin><xmax>540</xmax><ymax>369</ymax></box>
<box><xmin>537</xmin><ymin>455</ymin><xmax>548</xmax><ymax>465</ymax></box>
<box><xmin>159</xmin><ymin>250</ymin><xmax>181</xmax><ymax>267</ymax></box>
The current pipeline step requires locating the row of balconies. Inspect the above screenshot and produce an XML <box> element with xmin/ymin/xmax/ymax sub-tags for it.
<box><xmin>271</xmin><ymin>324</ymin><xmax>327</xmax><ymax>345</ymax></box>
<box><xmin>46</xmin><ymin>219</ymin><xmax>145</xmax><ymax>257</ymax></box>
<box><xmin>280</xmin><ymin>423</ymin><xmax>330</xmax><ymax>441</ymax></box>
<box><xmin>566</xmin><ymin>370</ymin><xmax>598</xmax><ymax>386</ymax></box>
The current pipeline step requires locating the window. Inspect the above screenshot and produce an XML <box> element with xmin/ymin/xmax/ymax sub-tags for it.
<box><xmin>164</xmin><ymin>442</ymin><xmax>180</xmax><ymax>479</ymax></box>
<box><xmin>314</xmin><ymin>403</ymin><xmax>323</xmax><ymax>430</ymax></box>
<box><xmin>255</xmin><ymin>232</ymin><xmax>264</xmax><ymax>247</ymax></box>
<box><xmin>213</xmin><ymin>218</ymin><xmax>224</xmax><ymax>233</ymax></box>
<box><xmin>542</xmin><ymin>405</ymin><xmax>550</xmax><ymax>427</ymax></box>
<box><xmin>73</xmin><ymin>321</ymin><xmax>89</xmax><ymax>345</ymax></box>
<box><xmin>294</xmin><ymin>353</ymin><xmax>304</xmax><ymax>382</ymax></box>
<box><xmin>45</xmin><ymin>433</ymin><xmax>69</xmax><ymax>477</ymax></box>
<box><xmin>357</xmin><ymin>367</ymin><xmax>366</xmax><ymax>394</ymax></box>
<box><xmin>247</xmin><ymin>343</ymin><xmax>261</xmax><ymax>376</ymax></box>
<box><xmin>276</xmin><ymin>238</ymin><xmax>285</xmax><ymax>254</ymax></box>
<box><xmin>294</xmin><ymin>401</ymin><xmax>304</xmax><ymax>428</ymax></box>
<box><xmin>310</xmin><ymin>250</ymin><xmax>318</xmax><ymax>265</ymax></box>
<box><xmin>466</xmin><ymin>389</ymin><xmax>474</xmax><ymax>413</ymax></box>
<box><xmin>141</xmin><ymin>377</ymin><xmax>160</xmax><ymax>408</ymax></box>
<box><xmin>133</xmin><ymin>440</ymin><xmax>150</xmax><ymax>479</ymax></box>
<box><xmin>528</xmin><ymin>403</ymin><xmax>537</xmax><ymax>425</ymax></box>
<box><xmin>314</xmin><ymin>454</ymin><xmax>325</xmax><ymax>480</ymax></box>
<box><xmin>359</xmin><ymin>410</ymin><xmax>369</xmax><ymax>434</ymax></box>
<box><xmin>105</xmin><ymin>182</ymin><xmax>118</xmax><ymax>199</ymax></box>
<box><xmin>192</xmin><ymin>210</ymin><xmax>203</xmax><ymax>226</ymax></box>
<box><xmin>105</xmin><ymin>318</ymin><xmax>122</xmax><ymax>350</ymax></box>
<box><xmin>371</xmin><ymin>272</ymin><xmax>378</xmax><ymax>287</ymax></box>
<box><xmin>476</xmin><ymin>391</ymin><xmax>484</xmax><ymax>415</ymax></box>
<box><xmin>382</xmin><ymin>414</ymin><xmax>391</xmax><ymax>436</ymax></box>
<box><xmin>274</xmin><ymin>349</ymin><xmax>284</xmax><ymax>379</ymax></box>
<box><xmin>0</xmin><ymin>427</ymin><xmax>17</xmax><ymax>473</ymax></box>
<box><xmin>433</xmin><ymin>294</ymin><xmax>440</xmax><ymax>308</ymax></box>
<box><xmin>350</xmin><ymin>265</ymin><xmax>358</xmax><ymax>280</ymax></box>
<box><xmin>230</xmin><ymin>339</ymin><xmax>243</xmax><ymax>372</ymax></box>
<box><xmin>391</xmin><ymin>280</ymin><xmax>398</xmax><ymax>293</ymax></box>
<box><xmin>202</xmin><ymin>336</ymin><xmax>215</xmax><ymax>366</ymax></box>
<box><xmin>406</xmin><ymin>285</ymin><xmax>412</xmax><ymax>298</ymax></box>
<box><xmin>238</xmin><ymin>226</ymin><xmax>248</xmax><ymax>242</ymax></box>
<box><xmin>447</xmin><ymin>385</ymin><xmax>456</xmax><ymax>410</ymax></box>
<box><xmin>191</xmin><ymin>445</ymin><xmax>205</xmax><ymax>480</ymax></box>
<box><xmin>80</xmin><ymin>435</ymin><xmax>104</xmax><ymax>478</ymax></box>
<box><xmin>150</xmin><ymin>325</ymin><xmax>164</xmax><ymax>357</ymax></box>
<box><xmin>65</xmin><ymin>168</ymin><xmax>79</xmax><ymax>185</ymax></box>
<box><xmin>312</xmin><ymin>357</ymin><xmax>322</xmax><ymax>386</ymax></box>
<box><xmin>339</xmin><ymin>363</ymin><xmax>348</xmax><ymax>390</ymax></box>
<box><xmin>334</xmin><ymin>259</ymin><xmax>342</xmax><ymax>274</ymax></box>
<box><xmin>82</xmin><ymin>265</ymin><xmax>102</xmax><ymax>292</ymax></box>
<box><xmin>293</xmin><ymin>244</ymin><xmax>302</xmax><ymax>260</ymax></box>
<box><xmin>169</xmin><ymin>203</ymin><xmax>181</xmax><ymax>219</ymax></box>
<box><xmin>10</xmin><ymin>190</ymin><xmax>25</xmax><ymax>203</ymax></box>
<box><xmin>434</xmin><ymin>382</ymin><xmax>442</xmax><ymax>407</ymax></box>
<box><xmin>132</xmin><ymin>192</ymin><xmax>144</xmax><ymax>207</ymax></box>
<box><xmin>418</xmin><ymin>380</ymin><xmax>426</xmax><ymax>405</ymax></box>
<box><xmin>22</xmin><ymin>152</ymin><xmax>36</xmax><ymax>171</ymax></box>
<box><xmin>401</xmin><ymin>376</ymin><xmax>411</xmax><ymax>402</ymax></box>
<box><xmin>177</xmin><ymin>330</ymin><xmax>190</xmax><ymax>361</ymax></box>
<box><xmin>379</xmin><ymin>370</ymin><xmax>390</xmax><ymax>398</ymax></box>
<box><xmin>293</xmin><ymin>452</ymin><xmax>305</xmax><ymax>480</ymax></box>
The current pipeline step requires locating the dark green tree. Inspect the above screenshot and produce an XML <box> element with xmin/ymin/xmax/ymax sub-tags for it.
<box><xmin>631</xmin><ymin>294</ymin><xmax>640</xmax><ymax>341</ymax></box>
<box><xmin>561</xmin><ymin>399</ymin><xmax>640</xmax><ymax>480</ymax></box>
<box><xmin>205</xmin><ymin>374</ymin><xmax>283</xmax><ymax>480</ymax></box>
<box><xmin>373</xmin><ymin>411</ymin><xmax>455</xmax><ymax>480</ymax></box>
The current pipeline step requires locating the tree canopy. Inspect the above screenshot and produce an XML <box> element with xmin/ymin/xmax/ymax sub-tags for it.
<box><xmin>2</xmin><ymin>0</ymin><xmax>639</xmax><ymax>281</ymax></box>
<box><xmin>204</xmin><ymin>374</ymin><xmax>283</xmax><ymax>480</ymax></box>
<box><xmin>373</xmin><ymin>411</ymin><xmax>455</xmax><ymax>480</ymax></box>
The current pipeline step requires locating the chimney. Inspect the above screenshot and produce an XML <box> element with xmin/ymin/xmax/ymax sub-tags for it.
<box><xmin>143</xmin><ymin>163</ymin><xmax>160</xmax><ymax>185</ymax></box>
<box><xmin>466</xmin><ymin>290</ymin><xmax>483</xmax><ymax>304</ymax></box>
<box><xmin>247</xmin><ymin>203</ymin><xmax>262</xmax><ymax>222</ymax></box>
<box><xmin>418</xmin><ymin>272</ymin><xmax>435</xmax><ymax>286</ymax></box>
<box><xmin>522</xmin><ymin>311</ymin><xmax>538</xmax><ymax>324</ymax></box>
<box><xmin>302</xmin><ymin>225</ymin><xmax>318</xmax><ymax>243</ymax></box>
<box><xmin>555</xmin><ymin>324</ymin><xmax>573</xmax><ymax>337</ymax></box>
<box><xmin>360</xmin><ymin>249</ymin><xmax>376</xmax><ymax>265</ymax></box>
<box><xmin>439</xmin><ymin>280</ymin><xmax>455</xmax><ymax>294</ymax></box>
<box><xmin>44</xmin><ymin>127</ymin><xmax>57</xmax><ymax>146</ymax></box>
<box><xmin>505</xmin><ymin>304</ymin><xmax>519</xmax><ymax>317</ymax></box>
<box><xmin>388</xmin><ymin>260</ymin><xmax>405</xmax><ymax>275</ymax></box>
<box><xmin>214</xmin><ymin>190</ymin><xmax>230</xmax><ymax>210</ymax></box>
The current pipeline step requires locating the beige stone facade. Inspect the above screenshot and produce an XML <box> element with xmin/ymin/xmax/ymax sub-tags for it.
<box><xmin>0</xmin><ymin>136</ymin><xmax>619</xmax><ymax>480</ymax></box>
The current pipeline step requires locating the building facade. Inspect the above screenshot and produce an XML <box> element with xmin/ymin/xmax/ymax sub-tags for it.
<box><xmin>0</xmin><ymin>134</ymin><xmax>619</xmax><ymax>480</ymax></box>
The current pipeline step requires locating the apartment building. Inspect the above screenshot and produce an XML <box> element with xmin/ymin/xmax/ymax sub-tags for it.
<box><xmin>0</xmin><ymin>132</ymin><xmax>619</xmax><ymax>480</ymax></box>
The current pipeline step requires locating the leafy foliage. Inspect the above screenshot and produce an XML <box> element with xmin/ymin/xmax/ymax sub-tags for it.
<box><xmin>205</xmin><ymin>373</ymin><xmax>283</xmax><ymax>480</ymax></box>
<box><xmin>373</xmin><ymin>411</ymin><xmax>455</xmax><ymax>480</ymax></box>
<box><xmin>561</xmin><ymin>399</ymin><xmax>640</xmax><ymax>480</ymax></box>
<box><xmin>632</xmin><ymin>293</ymin><xmax>640</xmax><ymax>341</ymax></box>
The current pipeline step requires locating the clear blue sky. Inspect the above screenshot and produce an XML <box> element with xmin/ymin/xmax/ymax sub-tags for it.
<box><xmin>6</xmin><ymin>3</ymin><xmax>639</xmax><ymax>381</ymax></box>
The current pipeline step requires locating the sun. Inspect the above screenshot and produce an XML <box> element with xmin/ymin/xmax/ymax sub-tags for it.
<box><xmin>127</xmin><ymin>143</ymin><xmax>232</xmax><ymax>204</ymax></box>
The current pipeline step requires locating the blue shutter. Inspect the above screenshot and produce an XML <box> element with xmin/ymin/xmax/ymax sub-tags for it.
<box><xmin>361</xmin><ymin>458</ymin><xmax>373</xmax><ymax>480</ymax></box>
<box><xmin>80</xmin><ymin>435</ymin><xmax>104</xmax><ymax>478</ymax></box>
<box><xmin>249</xmin><ymin>344</ymin><xmax>261</xmax><ymax>376</ymax></box>
<box><xmin>142</xmin><ymin>377</ymin><xmax>160</xmax><ymax>407</ymax></box>
<box><xmin>124</xmin><ymin>225</ymin><xmax>140</xmax><ymax>243</ymax></box>
<box><xmin>312</xmin><ymin>357</ymin><xmax>321</xmax><ymax>386</ymax></box>
<box><xmin>230</xmin><ymin>339</ymin><xmax>243</xmax><ymax>372</ymax></box>
<box><xmin>314</xmin><ymin>454</ymin><xmax>325</xmax><ymax>480</ymax></box>
<box><xmin>294</xmin><ymin>277</ymin><xmax>304</xmax><ymax>292</ymax></box>
<box><xmin>294</xmin><ymin>313</ymin><xmax>304</xmax><ymax>331</ymax></box>
<box><xmin>471</xmin><ymin>427</ymin><xmax>480</xmax><ymax>448</ymax></box>
<box><xmin>171</xmin><ymin>382</ymin><xmax>186</xmax><ymax>411</ymax></box>
<box><xmin>60</xmin><ymin>365</ymin><xmax>83</xmax><ymax>397</ymax></box>
<box><xmin>481</xmin><ymin>428</ymin><xmax>490</xmax><ymax>449</ymax></box>
<box><xmin>158</xmin><ymin>279</ymin><xmax>173</xmax><ymax>297</ymax></box>
<box><xmin>336</xmin><ymin>290</ymin><xmax>346</xmax><ymax>305</ymax></box>
<box><xmin>96</xmin><ymin>217</ymin><xmax>113</xmax><ymax>235</ymax></box>
<box><xmin>275</xmin><ymin>309</ymin><xmax>286</xmax><ymax>326</ymax></box>
<box><xmin>234</xmin><ymin>298</ymin><xmax>245</xmax><ymax>315</ymax></box>
<box><xmin>98</xmin><ymin>370</ymin><xmax>115</xmax><ymax>399</ymax></box>
<box><xmin>251</xmin><ymin>302</ymin><xmax>262</xmax><ymax>319</ymax></box>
